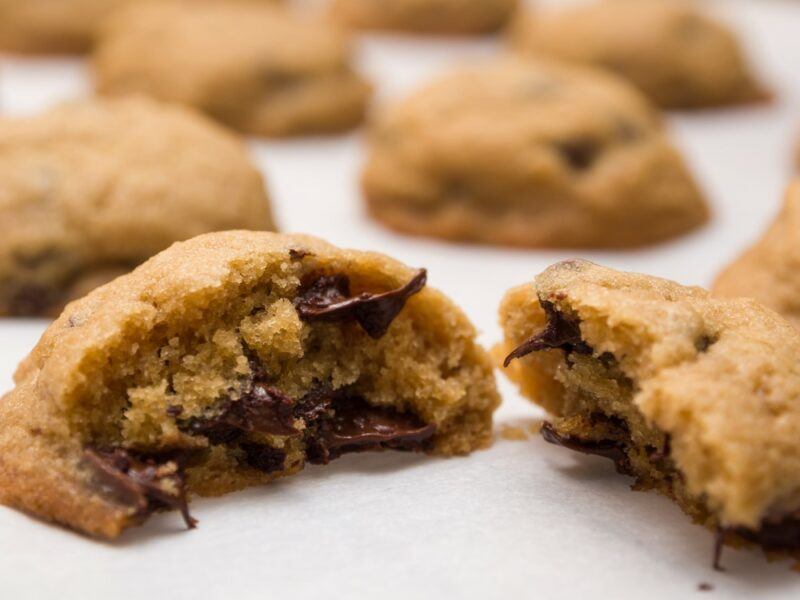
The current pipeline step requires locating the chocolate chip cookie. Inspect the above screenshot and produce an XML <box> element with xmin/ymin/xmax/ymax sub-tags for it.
<box><xmin>362</xmin><ymin>58</ymin><xmax>709</xmax><ymax>248</ymax></box>
<box><xmin>0</xmin><ymin>0</ymin><xmax>281</xmax><ymax>54</ymax></box>
<box><xmin>0</xmin><ymin>231</ymin><xmax>499</xmax><ymax>538</ymax></box>
<box><xmin>500</xmin><ymin>260</ymin><xmax>800</xmax><ymax>565</ymax></box>
<box><xmin>510</xmin><ymin>0</ymin><xmax>768</xmax><ymax>109</ymax></box>
<box><xmin>0</xmin><ymin>97</ymin><xmax>274</xmax><ymax>317</ymax></box>
<box><xmin>330</xmin><ymin>0</ymin><xmax>518</xmax><ymax>35</ymax></box>
<box><xmin>714</xmin><ymin>182</ymin><xmax>800</xmax><ymax>329</ymax></box>
<box><xmin>93</xmin><ymin>1</ymin><xmax>371</xmax><ymax>137</ymax></box>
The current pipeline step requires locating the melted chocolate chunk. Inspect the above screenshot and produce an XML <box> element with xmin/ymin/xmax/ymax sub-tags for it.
<box><xmin>294</xmin><ymin>269</ymin><xmax>427</xmax><ymax>339</ymax></box>
<box><xmin>304</xmin><ymin>395</ymin><xmax>436</xmax><ymax>465</ymax></box>
<box><xmin>540</xmin><ymin>421</ymin><xmax>632</xmax><ymax>474</ymax></box>
<box><xmin>504</xmin><ymin>300</ymin><xmax>592</xmax><ymax>367</ymax></box>
<box><xmin>240</xmin><ymin>444</ymin><xmax>287</xmax><ymax>474</ymax></box>
<box><xmin>557</xmin><ymin>139</ymin><xmax>600</xmax><ymax>171</ymax></box>
<box><xmin>180</xmin><ymin>384</ymin><xmax>299</xmax><ymax>444</ymax></box>
<box><xmin>83</xmin><ymin>448</ymin><xmax>196</xmax><ymax>529</ymax></box>
<box><xmin>713</xmin><ymin>511</ymin><xmax>800</xmax><ymax>570</ymax></box>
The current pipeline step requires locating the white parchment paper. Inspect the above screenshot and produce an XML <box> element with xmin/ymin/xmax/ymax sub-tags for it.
<box><xmin>1</xmin><ymin>1</ymin><xmax>800</xmax><ymax>597</ymax></box>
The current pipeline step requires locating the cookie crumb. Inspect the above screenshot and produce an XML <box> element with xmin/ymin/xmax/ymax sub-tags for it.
<box><xmin>697</xmin><ymin>582</ymin><xmax>713</xmax><ymax>592</ymax></box>
<box><xmin>499</xmin><ymin>425</ymin><xmax>528</xmax><ymax>441</ymax></box>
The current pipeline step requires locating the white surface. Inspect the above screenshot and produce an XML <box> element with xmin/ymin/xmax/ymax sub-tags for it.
<box><xmin>1</xmin><ymin>1</ymin><xmax>800</xmax><ymax>598</ymax></box>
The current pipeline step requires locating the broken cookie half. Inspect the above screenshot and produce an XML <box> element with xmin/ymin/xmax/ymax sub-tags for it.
<box><xmin>0</xmin><ymin>231</ymin><xmax>499</xmax><ymax>538</ymax></box>
<box><xmin>499</xmin><ymin>259</ymin><xmax>800</xmax><ymax>566</ymax></box>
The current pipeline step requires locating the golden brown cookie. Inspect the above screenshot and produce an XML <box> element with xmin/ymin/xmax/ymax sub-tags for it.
<box><xmin>362</xmin><ymin>58</ymin><xmax>709</xmax><ymax>248</ymax></box>
<box><xmin>330</xmin><ymin>0</ymin><xmax>519</xmax><ymax>35</ymax></box>
<box><xmin>93</xmin><ymin>1</ymin><xmax>371</xmax><ymax>137</ymax></box>
<box><xmin>0</xmin><ymin>0</ymin><xmax>281</xmax><ymax>54</ymax></box>
<box><xmin>0</xmin><ymin>231</ymin><xmax>499</xmax><ymax>538</ymax></box>
<box><xmin>714</xmin><ymin>182</ymin><xmax>800</xmax><ymax>329</ymax></box>
<box><xmin>510</xmin><ymin>0</ymin><xmax>768</xmax><ymax>109</ymax></box>
<box><xmin>499</xmin><ymin>260</ymin><xmax>800</xmax><ymax>565</ymax></box>
<box><xmin>0</xmin><ymin>97</ymin><xmax>274</xmax><ymax>317</ymax></box>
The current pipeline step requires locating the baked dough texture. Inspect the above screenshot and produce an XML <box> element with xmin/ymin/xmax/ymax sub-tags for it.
<box><xmin>714</xmin><ymin>182</ymin><xmax>800</xmax><ymax>329</ymax></box>
<box><xmin>499</xmin><ymin>260</ymin><xmax>800</xmax><ymax>557</ymax></box>
<box><xmin>0</xmin><ymin>0</ymin><xmax>280</xmax><ymax>54</ymax></box>
<box><xmin>0</xmin><ymin>231</ymin><xmax>499</xmax><ymax>538</ymax></box>
<box><xmin>330</xmin><ymin>0</ymin><xmax>519</xmax><ymax>35</ymax></box>
<box><xmin>93</xmin><ymin>1</ymin><xmax>371</xmax><ymax>137</ymax></box>
<box><xmin>363</xmin><ymin>58</ymin><xmax>709</xmax><ymax>248</ymax></box>
<box><xmin>0</xmin><ymin>97</ymin><xmax>274</xmax><ymax>317</ymax></box>
<box><xmin>510</xmin><ymin>0</ymin><xmax>768</xmax><ymax>109</ymax></box>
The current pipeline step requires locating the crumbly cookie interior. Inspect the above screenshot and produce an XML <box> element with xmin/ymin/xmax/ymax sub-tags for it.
<box><xmin>500</xmin><ymin>283</ymin><xmax>800</xmax><ymax>563</ymax></box>
<box><xmin>64</xmin><ymin>255</ymin><xmax>493</xmax><ymax>524</ymax></box>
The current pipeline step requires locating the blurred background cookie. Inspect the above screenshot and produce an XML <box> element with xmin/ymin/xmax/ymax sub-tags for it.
<box><xmin>510</xmin><ymin>0</ymin><xmax>769</xmax><ymax>109</ymax></box>
<box><xmin>0</xmin><ymin>0</ymin><xmax>282</xmax><ymax>54</ymax></box>
<box><xmin>362</xmin><ymin>57</ymin><xmax>709</xmax><ymax>248</ymax></box>
<box><xmin>329</xmin><ymin>0</ymin><xmax>519</xmax><ymax>35</ymax></box>
<box><xmin>714</xmin><ymin>181</ymin><xmax>800</xmax><ymax>328</ymax></box>
<box><xmin>0</xmin><ymin>97</ymin><xmax>275</xmax><ymax>317</ymax></box>
<box><xmin>93</xmin><ymin>1</ymin><xmax>371</xmax><ymax>137</ymax></box>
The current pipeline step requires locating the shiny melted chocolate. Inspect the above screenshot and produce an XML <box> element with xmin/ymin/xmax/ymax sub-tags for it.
<box><xmin>294</xmin><ymin>269</ymin><xmax>427</xmax><ymax>339</ymax></box>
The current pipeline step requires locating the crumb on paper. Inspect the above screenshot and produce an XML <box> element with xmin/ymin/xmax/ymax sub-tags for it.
<box><xmin>499</xmin><ymin>425</ymin><xmax>528</xmax><ymax>441</ymax></box>
<box><xmin>497</xmin><ymin>418</ymin><xmax>547</xmax><ymax>442</ymax></box>
<box><xmin>528</xmin><ymin>419</ymin><xmax>545</xmax><ymax>434</ymax></box>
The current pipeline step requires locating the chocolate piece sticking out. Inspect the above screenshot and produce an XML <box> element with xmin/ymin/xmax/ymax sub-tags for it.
<box><xmin>289</xmin><ymin>249</ymin><xmax>311</xmax><ymax>260</ymax></box>
<box><xmin>181</xmin><ymin>384</ymin><xmax>299</xmax><ymax>444</ymax></box>
<box><xmin>304</xmin><ymin>396</ymin><xmax>436</xmax><ymax>465</ymax></box>
<box><xmin>713</xmin><ymin>528</ymin><xmax>727</xmax><ymax>571</ymax></box>
<box><xmin>540</xmin><ymin>421</ymin><xmax>631</xmax><ymax>475</ymax></box>
<box><xmin>295</xmin><ymin>269</ymin><xmax>427</xmax><ymax>339</ymax></box>
<box><xmin>83</xmin><ymin>448</ymin><xmax>196</xmax><ymax>529</ymax></box>
<box><xmin>714</xmin><ymin>512</ymin><xmax>800</xmax><ymax>570</ymax></box>
<box><xmin>504</xmin><ymin>300</ymin><xmax>592</xmax><ymax>367</ymax></box>
<box><xmin>733</xmin><ymin>513</ymin><xmax>800</xmax><ymax>552</ymax></box>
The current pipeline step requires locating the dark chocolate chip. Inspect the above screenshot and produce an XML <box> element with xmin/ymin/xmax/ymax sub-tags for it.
<box><xmin>294</xmin><ymin>269</ymin><xmax>427</xmax><ymax>339</ymax></box>
<box><xmin>540</xmin><ymin>421</ymin><xmax>632</xmax><ymax>474</ymax></box>
<box><xmin>166</xmin><ymin>405</ymin><xmax>183</xmax><ymax>417</ymax></box>
<box><xmin>697</xmin><ymin>582</ymin><xmax>714</xmax><ymax>592</ymax></box>
<box><xmin>82</xmin><ymin>448</ymin><xmax>196</xmax><ymax>529</ymax></box>
<box><xmin>504</xmin><ymin>300</ymin><xmax>592</xmax><ymax>367</ymax></box>
<box><xmin>730</xmin><ymin>512</ymin><xmax>800</xmax><ymax>553</ymax></box>
<box><xmin>695</xmin><ymin>336</ymin><xmax>716</xmax><ymax>353</ymax></box>
<box><xmin>303</xmin><ymin>395</ymin><xmax>436</xmax><ymax>465</ymax></box>
<box><xmin>289</xmin><ymin>249</ymin><xmax>311</xmax><ymax>261</ymax></box>
<box><xmin>556</xmin><ymin>139</ymin><xmax>600</xmax><ymax>170</ymax></box>
<box><xmin>240</xmin><ymin>443</ymin><xmax>287</xmax><ymax>474</ymax></box>
<box><xmin>180</xmin><ymin>384</ymin><xmax>299</xmax><ymax>444</ymax></box>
